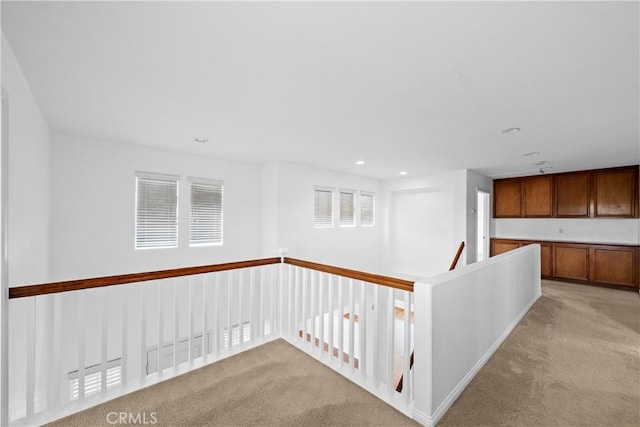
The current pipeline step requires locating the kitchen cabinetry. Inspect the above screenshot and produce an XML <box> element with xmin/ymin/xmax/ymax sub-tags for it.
<box><xmin>589</xmin><ymin>246</ymin><xmax>637</xmax><ymax>288</ymax></box>
<box><xmin>592</xmin><ymin>167</ymin><xmax>638</xmax><ymax>217</ymax></box>
<box><xmin>493</xmin><ymin>165</ymin><xmax>639</xmax><ymax>218</ymax></box>
<box><xmin>555</xmin><ymin>172</ymin><xmax>590</xmax><ymax>217</ymax></box>
<box><xmin>490</xmin><ymin>238</ymin><xmax>639</xmax><ymax>289</ymax></box>
<box><xmin>522</xmin><ymin>176</ymin><xmax>553</xmax><ymax>217</ymax></box>
<box><xmin>494</xmin><ymin>179</ymin><xmax>522</xmax><ymax>218</ymax></box>
<box><xmin>553</xmin><ymin>244</ymin><xmax>589</xmax><ymax>281</ymax></box>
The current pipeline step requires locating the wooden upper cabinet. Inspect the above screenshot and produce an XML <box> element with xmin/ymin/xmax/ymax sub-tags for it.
<box><xmin>555</xmin><ymin>172</ymin><xmax>590</xmax><ymax>217</ymax></box>
<box><xmin>522</xmin><ymin>176</ymin><xmax>553</xmax><ymax>217</ymax></box>
<box><xmin>494</xmin><ymin>178</ymin><xmax>522</xmax><ymax>217</ymax></box>
<box><xmin>592</xmin><ymin>167</ymin><xmax>638</xmax><ymax>217</ymax></box>
<box><xmin>494</xmin><ymin>165</ymin><xmax>639</xmax><ymax>218</ymax></box>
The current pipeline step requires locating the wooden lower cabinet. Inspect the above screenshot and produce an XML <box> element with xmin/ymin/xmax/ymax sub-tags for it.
<box><xmin>491</xmin><ymin>238</ymin><xmax>639</xmax><ymax>289</ymax></box>
<box><xmin>553</xmin><ymin>244</ymin><xmax>589</xmax><ymax>281</ymax></box>
<box><xmin>589</xmin><ymin>246</ymin><xmax>637</xmax><ymax>288</ymax></box>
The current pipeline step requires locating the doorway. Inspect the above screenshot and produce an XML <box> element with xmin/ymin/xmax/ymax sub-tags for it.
<box><xmin>476</xmin><ymin>190</ymin><xmax>490</xmax><ymax>262</ymax></box>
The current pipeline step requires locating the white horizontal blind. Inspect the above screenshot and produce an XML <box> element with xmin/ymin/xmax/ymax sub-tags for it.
<box><xmin>135</xmin><ymin>173</ymin><xmax>179</xmax><ymax>248</ymax></box>
<box><xmin>314</xmin><ymin>188</ymin><xmax>333</xmax><ymax>228</ymax></box>
<box><xmin>360</xmin><ymin>192</ymin><xmax>375</xmax><ymax>226</ymax></box>
<box><xmin>340</xmin><ymin>191</ymin><xmax>355</xmax><ymax>226</ymax></box>
<box><xmin>189</xmin><ymin>179</ymin><xmax>223</xmax><ymax>246</ymax></box>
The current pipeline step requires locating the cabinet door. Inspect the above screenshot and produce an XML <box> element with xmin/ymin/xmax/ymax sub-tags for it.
<box><xmin>494</xmin><ymin>179</ymin><xmax>522</xmax><ymax>217</ymax></box>
<box><xmin>522</xmin><ymin>176</ymin><xmax>553</xmax><ymax>217</ymax></box>
<box><xmin>553</xmin><ymin>244</ymin><xmax>589</xmax><ymax>281</ymax></box>
<box><xmin>555</xmin><ymin>173</ymin><xmax>590</xmax><ymax>217</ymax></box>
<box><xmin>589</xmin><ymin>246</ymin><xmax>637</xmax><ymax>288</ymax></box>
<box><xmin>592</xmin><ymin>167</ymin><xmax>638</xmax><ymax>217</ymax></box>
<box><xmin>491</xmin><ymin>239</ymin><xmax>520</xmax><ymax>256</ymax></box>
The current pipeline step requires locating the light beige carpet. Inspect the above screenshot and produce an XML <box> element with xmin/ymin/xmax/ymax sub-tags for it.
<box><xmin>48</xmin><ymin>339</ymin><xmax>419</xmax><ymax>427</ymax></box>
<box><xmin>439</xmin><ymin>280</ymin><xmax>640</xmax><ymax>427</ymax></box>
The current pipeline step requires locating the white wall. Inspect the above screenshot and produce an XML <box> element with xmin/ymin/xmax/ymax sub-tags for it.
<box><xmin>495</xmin><ymin>217</ymin><xmax>639</xmax><ymax>244</ymax></box>
<box><xmin>382</xmin><ymin>169</ymin><xmax>468</xmax><ymax>277</ymax></box>
<box><xmin>1</xmin><ymin>34</ymin><xmax>51</xmax><ymax>287</ymax></box>
<box><xmin>49</xmin><ymin>134</ymin><xmax>262</xmax><ymax>281</ymax></box>
<box><xmin>412</xmin><ymin>244</ymin><xmax>542</xmax><ymax>426</ymax></box>
<box><xmin>261</xmin><ymin>161</ymin><xmax>382</xmax><ymax>272</ymax></box>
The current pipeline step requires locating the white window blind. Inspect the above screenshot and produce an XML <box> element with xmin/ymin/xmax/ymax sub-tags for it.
<box><xmin>314</xmin><ymin>188</ymin><xmax>333</xmax><ymax>228</ymax></box>
<box><xmin>360</xmin><ymin>192</ymin><xmax>375</xmax><ymax>226</ymax></box>
<box><xmin>340</xmin><ymin>191</ymin><xmax>355</xmax><ymax>226</ymax></box>
<box><xmin>189</xmin><ymin>178</ymin><xmax>223</xmax><ymax>246</ymax></box>
<box><xmin>135</xmin><ymin>173</ymin><xmax>179</xmax><ymax>249</ymax></box>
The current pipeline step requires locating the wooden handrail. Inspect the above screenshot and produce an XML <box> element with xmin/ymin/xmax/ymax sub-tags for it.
<box><xmin>283</xmin><ymin>257</ymin><xmax>414</xmax><ymax>292</ymax></box>
<box><xmin>448</xmin><ymin>241</ymin><xmax>465</xmax><ymax>271</ymax></box>
<box><xmin>8</xmin><ymin>257</ymin><xmax>282</xmax><ymax>299</ymax></box>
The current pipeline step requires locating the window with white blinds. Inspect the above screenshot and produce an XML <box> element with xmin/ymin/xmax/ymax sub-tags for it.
<box><xmin>340</xmin><ymin>190</ymin><xmax>355</xmax><ymax>227</ymax></box>
<box><xmin>189</xmin><ymin>178</ymin><xmax>223</xmax><ymax>246</ymax></box>
<box><xmin>314</xmin><ymin>188</ymin><xmax>333</xmax><ymax>228</ymax></box>
<box><xmin>360</xmin><ymin>192</ymin><xmax>375</xmax><ymax>226</ymax></box>
<box><xmin>135</xmin><ymin>173</ymin><xmax>179</xmax><ymax>249</ymax></box>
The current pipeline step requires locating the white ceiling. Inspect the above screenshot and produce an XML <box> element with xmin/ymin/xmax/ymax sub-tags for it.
<box><xmin>2</xmin><ymin>1</ymin><xmax>639</xmax><ymax>179</ymax></box>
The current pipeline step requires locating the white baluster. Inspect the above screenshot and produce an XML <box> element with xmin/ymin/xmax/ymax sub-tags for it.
<box><xmin>173</xmin><ymin>280</ymin><xmax>179</xmax><ymax>372</ymax></box>
<box><xmin>226</xmin><ymin>271</ymin><xmax>232</xmax><ymax>350</ymax></box>
<box><xmin>26</xmin><ymin>297</ymin><xmax>36</xmax><ymax>419</ymax></box>
<box><xmin>188</xmin><ymin>277</ymin><xmax>194</xmax><ymax>365</ymax></box>
<box><xmin>157</xmin><ymin>282</ymin><xmax>163</xmax><ymax>379</ymax></box>
<box><xmin>301</xmin><ymin>268</ymin><xmax>307</xmax><ymax>347</ymax></box>
<box><xmin>403</xmin><ymin>291</ymin><xmax>411</xmax><ymax>403</ymax></box>
<box><xmin>328</xmin><ymin>275</ymin><xmax>334</xmax><ymax>364</ymax></box>
<box><xmin>318</xmin><ymin>273</ymin><xmax>324</xmax><ymax>357</ymax></box>
<box><xmin>338</xmin><ymin>276</ymin><xmax>344</xmax><ymax>368</ymax></box>
<box><xmin>249</xmin><ymin>268</ymin><xmax>255</xmax><ymax>343</ymax></box>
<box><xmin>359</xmin><ymin>281</ymin><xmax>366</xmax><ymax>380</ymax></box>
<box><xmin>372</xmin><ymin>285</ymin><xmax>380</xmax><ymax>388</ymax></box>
<box><xmin>348</xmin><ymin>279</ymin><xmax>355</xmax><ymax>372</ymax></box>
<box><xmin>310</xmin><ymin>270</ymin><xmax>316</xmax><ymax>353</ymax></box>
<box><xmin>202</xmin><ymin>275</ymin><xmax>208</xmax><ymax>362</ymax></box>
<box><xmin>140</xmin><ymin>285</ymin><xmax>146</xmax><ymax>386</ymax></box>
<box><xmin>386</xmin><ymin>288</ymin><xmax>395</xmax><ymax>395</ymax></box>
<box><xmin>120</xmin><ymin>286</ymin><xmax>128</xmax><ymax>390</ymax></box>
<box><xmin>101</xmin><ymin>288</ymin><xmax>109</xmax><ymax>392</ymax></box>
<box><xmin>214</xmin><ymin>273</ymin><xmax>221</xmax><ymax>355</ymax></box>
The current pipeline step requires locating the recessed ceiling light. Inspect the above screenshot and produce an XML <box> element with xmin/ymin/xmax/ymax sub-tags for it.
<box><xmin>523</xmin><ymin>152</ymin><xmax>540</xmax><ymax>157</ymax></box>
<box><xmin>194</xmin><ymin>138</ymin><xmax>209</xmax><ymax>143</ymax></box>
<box><xmin>355</xmin><ymin>160</ymin><xmax>365</xmax><ymax>165</ymax></box>
<box><xmin>499</xmin><ymin>127</ymin><xmax>521</xmax><ymax>134</ymax></box>
<box><xmin>399</xmin><ymin>171</ymin><xmax>408</xmax><ymax>176</ymax></box>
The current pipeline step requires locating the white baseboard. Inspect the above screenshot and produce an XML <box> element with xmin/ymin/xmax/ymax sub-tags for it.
<box><xmin>429</xmin><ymin>290</ymin><xmax>542</xmax><ymax>426</ymax></box>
